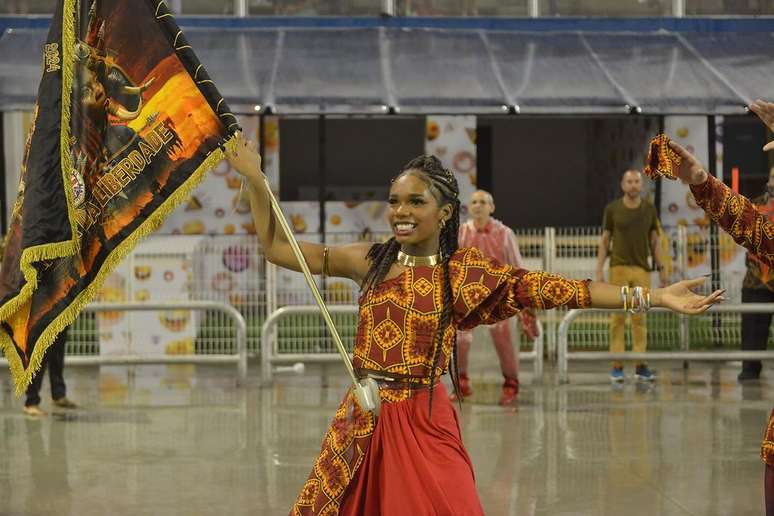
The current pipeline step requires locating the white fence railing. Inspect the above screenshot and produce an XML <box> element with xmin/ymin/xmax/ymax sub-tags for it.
<box><xmin>2</xmin><ymin>301</ymin><xmax>248</xmax><ymax>385</ymax></box>
<box><xmin>557</xmin><ymin>303</ymin><xmax>774</xmax><ymax>383</ymax></box>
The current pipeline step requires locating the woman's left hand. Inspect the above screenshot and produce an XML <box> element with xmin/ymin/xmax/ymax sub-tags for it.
<box><xmin>654</xmin><ymin>277</ymin><xmax>725</xmax><ymax>315</ymax></box>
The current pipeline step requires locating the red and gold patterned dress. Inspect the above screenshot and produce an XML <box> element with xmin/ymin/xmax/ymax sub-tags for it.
<box><xmin>291</xmin><ymin>247</ymin><xmax>591</xmax><ymax>515</ymax></box>
<box><xmin>689</xmin><ymin>175</ymin><xmax>774</xmax><ymax>467</ymax></box>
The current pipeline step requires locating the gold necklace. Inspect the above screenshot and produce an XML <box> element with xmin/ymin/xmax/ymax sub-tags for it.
<box><xmin>396</xmin><ymin>250</ymin><xmax>440</xmax><ymax>267</ymax></box>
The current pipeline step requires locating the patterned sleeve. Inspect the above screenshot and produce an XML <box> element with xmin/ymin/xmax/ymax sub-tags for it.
<box><xmin>450</xmin><ymin>248</ymin><xmax>591</xmax><ymax>330</ymax></box>
<box><xmin>690</xmin><ymin>174</ymin><xmax>774</xmax><ymax>266</ymax></box>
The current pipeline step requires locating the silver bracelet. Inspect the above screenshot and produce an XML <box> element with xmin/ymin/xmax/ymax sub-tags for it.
<box><xmin>620</xmin><ymin>286</ymin><xmax>630</xmax><ymax>311</ymax></box>
<box><xmin>630</xmin><ymin>287</ymin><xmax>650</xmax><ymax>313</ymax></box>
<box><xmin>631</xmin><ymin>287</ymin><xmax>642</xmax><ymax>313</ymax></box>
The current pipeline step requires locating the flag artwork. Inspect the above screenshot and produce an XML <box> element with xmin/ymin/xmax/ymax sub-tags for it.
<box><xmin>0</xmin><ymin>0</ymin><xmax>238</xmax><ymax>391</ymax></box>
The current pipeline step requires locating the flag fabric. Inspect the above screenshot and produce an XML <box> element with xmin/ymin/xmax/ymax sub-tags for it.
<box><xmin>0</xmin><ymin>0</ymin><xmax>238</xmax><ymax>392</ymax></box>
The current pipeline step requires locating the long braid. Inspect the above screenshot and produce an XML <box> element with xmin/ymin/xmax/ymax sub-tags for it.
<box><xmin>361</xmin><ymin>155</ymin><xmax>461</xmax><ymax>416</ymax></box>
<box><xmin>445</xmin><ymin>203</ymin><xmax>462</xmax><ymax>406</ymax></box>
<box><xmin>427</xmin><ymin>196</ymin><xmax>460</xmax><ymax>416</ymax></box>
<box><xmin>451</xmin><ymin>334</ymin><xmax>462</xmax><ymax>404</ymax></box>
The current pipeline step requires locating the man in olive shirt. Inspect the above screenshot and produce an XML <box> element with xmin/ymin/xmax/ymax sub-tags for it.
<box><xmin>595</xmin><ymin>169</ymin><xmax>667</xmax><ymax>383</ymax></box>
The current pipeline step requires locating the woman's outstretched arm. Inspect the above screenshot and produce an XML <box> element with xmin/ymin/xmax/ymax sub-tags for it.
<box><xmin>452</xmin><ymin>249</ymin><xmax>724</xmax><ymax>331</ymax></box>
<box><xmin>588</xmin><ymin>278</ymin><xmax>723</xmax><ymax>314</ymax></box>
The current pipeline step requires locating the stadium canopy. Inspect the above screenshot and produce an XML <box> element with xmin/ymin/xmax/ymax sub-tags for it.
<box><xmin>1</xmin><ymin>24</ymin><xmax>773</xmax><ymax>115</ymax></box>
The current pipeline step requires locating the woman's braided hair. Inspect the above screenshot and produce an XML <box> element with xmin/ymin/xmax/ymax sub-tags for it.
<box><xmin>362</xmin><ymin>155</ymin><xmax>462</xmax><ymax>414</ymax></box>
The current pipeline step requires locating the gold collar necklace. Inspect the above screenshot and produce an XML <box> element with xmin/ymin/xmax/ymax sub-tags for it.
<box><xmin>396</xmin><ymin>250</ymin><xmax>440</xmax><ymax>267</ymax></box>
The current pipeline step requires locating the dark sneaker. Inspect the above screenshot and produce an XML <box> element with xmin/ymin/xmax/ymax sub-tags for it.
<box><xmin>610</xmin><ymin>366</ymin><xmax>625</xmax><ymax>383</ymax></box>
<box><xmin>635</xmin><ymin>364</ymin><xmax>656</xmax><ymax>382</ymax></box>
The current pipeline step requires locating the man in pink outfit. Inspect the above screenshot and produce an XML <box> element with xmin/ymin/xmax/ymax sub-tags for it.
<box><xmin>454</xmin><ymin>190</ymin><xmax>534</xmax><ymax>405</ymax></box>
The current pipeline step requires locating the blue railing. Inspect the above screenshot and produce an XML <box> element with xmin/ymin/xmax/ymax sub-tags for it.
<box><xmin>2</xmin><ymin>16</ymin><xmax>774</xmax><ymax>35</ymax></box>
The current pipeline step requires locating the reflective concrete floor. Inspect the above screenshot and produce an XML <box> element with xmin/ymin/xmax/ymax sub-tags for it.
<box><xmin>0</xmin><ymin>346</ymin><xmax>771</xmax><ymax>515</ymax></box>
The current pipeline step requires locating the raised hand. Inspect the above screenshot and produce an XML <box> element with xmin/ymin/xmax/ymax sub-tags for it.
<box><xmin>667</xmin><ymin>141</ymin><xmax>709</xmax><ymax>186</ymax></box>
<box><xmin>749</xmin><ymin>99</ymin><xmax>774</xmax><ymax>151</ymax></box>
<box><xmin>225</xmin><ymin>133</ymin><xmax>263</xmax><ymax>181</ymax></box>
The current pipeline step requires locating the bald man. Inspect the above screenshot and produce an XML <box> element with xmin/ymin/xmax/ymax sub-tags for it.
<box><xmin>596</xmin><ymin>170</ymin><xmax>666</xmax><ymax>384</ymax></box>
<box><xmin>454</xmin><ymin>190</ymin><xmax>534</xmax><ymax>406</ymax></box>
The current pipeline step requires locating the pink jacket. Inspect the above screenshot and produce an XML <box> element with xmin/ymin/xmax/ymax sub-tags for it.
<box><xmin>458</xmin><ymin>218</ymin><xmax>524</xmax><ymax>269</ymax></box>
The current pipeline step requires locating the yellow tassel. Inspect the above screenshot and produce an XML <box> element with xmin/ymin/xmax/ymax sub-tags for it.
<box><xmin>60</xmin><ymin>0</ymin><xmax>80</xmax><ymax>249</ymax></box>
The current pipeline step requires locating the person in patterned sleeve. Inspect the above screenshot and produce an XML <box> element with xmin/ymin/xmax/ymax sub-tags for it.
<box><xmin>226</xmin><ymin>134</ymin><xmax>722</xmax><ymax>516</ymax></box>
<box><xmin>454</xmin><ymin>189</ymin><xmax>537</xmax><ymax>405</ymax></box>
<box><xmin>739</xmin><ymin>166</ymin><xmax>774</xmax><ymax>382</ymax></box>
<box><xmin>667</xmin><ymin>98</ymin><xmax>774</xmax><ymax>515</ymax></box>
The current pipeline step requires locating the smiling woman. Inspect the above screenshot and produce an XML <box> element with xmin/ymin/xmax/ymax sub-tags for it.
<box><xmin>383</xmin><ymin>158</ymin><xmax>457</xmax><ymax>255</ymax></box>
<box><xmin>224</xmin><ymin>133</ymin><xmax>723</xmax><ymax>515</ymax></box>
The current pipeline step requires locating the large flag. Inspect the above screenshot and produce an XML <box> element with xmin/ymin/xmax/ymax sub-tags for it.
<box><xmin>0</xmin><ymin>0</ymin><xmax>238</xmax><ymax>392</ymax></box>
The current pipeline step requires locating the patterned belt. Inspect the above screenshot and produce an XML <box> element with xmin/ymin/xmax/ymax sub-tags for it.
<box><xmin>355</xmin><ymin>368</ymin><xmax>429</xmax><ymax>391</ymax></box>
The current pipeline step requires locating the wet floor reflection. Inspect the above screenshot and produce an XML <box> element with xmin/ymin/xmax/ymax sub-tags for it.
<box><xmin>0</xmin><ymin>361</ymin><xmax>769</xmax><ymax>515</ymax></box>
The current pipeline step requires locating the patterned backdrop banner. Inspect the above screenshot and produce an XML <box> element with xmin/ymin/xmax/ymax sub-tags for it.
<box><xmin>425</xmin><ymin>115</ymin><xmax>477</xmax><ymax>213</ymax></box>
<box><xmin>158</xmin><ymin>115</ymin><xmax>281</xmax><ymax>236</ymax></box>
<box><xmin>0</xmin><ymin>0</ymin><xmax>237</xmax><ymax>392</ymax></box>
<box><xmin>659</xmin><ymin>117</ymin><xmax>744</xmax><ymax>295</ymax></box>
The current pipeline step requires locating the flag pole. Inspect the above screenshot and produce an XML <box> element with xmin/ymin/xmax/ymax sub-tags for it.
<box><xmin>260</xmin><ymin>176</ymin><xmax>380</xmax><ymax>416</ymax></box>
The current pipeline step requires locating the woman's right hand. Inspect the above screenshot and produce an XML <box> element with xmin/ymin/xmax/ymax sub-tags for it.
<box><xmin>226</xmin><ymin>134</ymin><xmax>263</xmax><ymax>182</ymax></box>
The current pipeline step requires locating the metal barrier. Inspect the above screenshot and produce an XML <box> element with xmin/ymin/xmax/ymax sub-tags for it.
<box><xmin>0</xmin><ymin>221</ymin><xmax>744</xmax><ymax>387</ymax></box>
<box><xmin>260</xmin><ymin>304</ymin><xmax>544</xmax><ymax>385</ymax></box>
<box><xmin>1</xmin><ymin>301</ymin><xmax>248</xmax><ymax>385</ymax></box>
<box><xmin>260</xmin><ymin>305</ymin><xmax>357</xmax><ymax>384</ymax></box>
<box><xmin>537</xmin><ymin>224</ymin><xmax>750</xmax><ymax>357</ymax></box>
<box><xmin>557</xmin><ymin>303</ymin><xmax>774</xmax><ymax>383</ymax></box>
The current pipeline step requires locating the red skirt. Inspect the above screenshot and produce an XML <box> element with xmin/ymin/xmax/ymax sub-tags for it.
<box><xmin>339</xmin><ymin>383</ymin><xmax>484</xmax><ymax>516</ymax></box>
